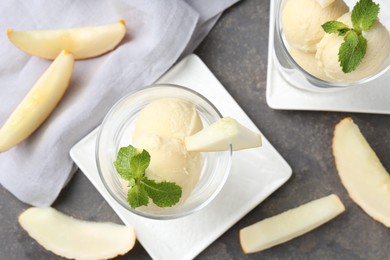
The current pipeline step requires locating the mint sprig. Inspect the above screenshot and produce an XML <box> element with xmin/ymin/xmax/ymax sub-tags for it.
<box><xmin>114</xmin><ymin>145</ymin><xmax>182</xmax><ymax>208</ymax></box>
<box><xmin>321</xmin><ymin>0</ymin><xmax>380</xmax><ymax>73</ymax></box>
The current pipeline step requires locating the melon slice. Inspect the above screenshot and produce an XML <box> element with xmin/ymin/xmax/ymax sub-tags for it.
<box><xmin>239</xmin><ymin>194</ymin><xmax>345</xmax><ymax>254</ymax></box>
<box><xmin>7</xmin><ymin>20</ymin><xmax>126</xmax><ymax>60</ymax></box>
<box><xmin>184</xmin><ymin>117</ymin><xmax>262</xmax><ymax>152</ymax></box>
<box><xmin>0</xmin><ymin>50</ymin><xmax>74</xmax><ymax>152</ymax></box>
<box><xmin>19</xmin><ymin>207</ymin><xmax>136</xmax><ymax>260</ymax></box>
<box><xmin>316</xmin><ymin>0</ymin><xmax>336</xmax><ymax>8</ymax></box>
<box><xmin>332</xmin><ymin>117</ymin><xmax>390</xmax><ymax>227</ymax></box>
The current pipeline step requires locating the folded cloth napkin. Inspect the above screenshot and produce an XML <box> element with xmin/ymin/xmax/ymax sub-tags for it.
<box><xmin>0</xmin><ymin>0</ymin><xmax>238</xmax><ymax>206</ymax></box>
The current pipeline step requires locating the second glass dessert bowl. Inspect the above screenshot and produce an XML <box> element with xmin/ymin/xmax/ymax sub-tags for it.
<box><xmin>96</xmin><ymin>84</ymin><xmax>232</xmax><ymax>220</ymax></box>
<box><xmin>274</xmin><ymin>0</ymin><xmax>390</xmax><ymax>92</ymax></box>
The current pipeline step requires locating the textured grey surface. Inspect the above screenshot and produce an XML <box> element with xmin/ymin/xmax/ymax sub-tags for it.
<box><xmin>1</xmin><ymin>0</ymin><xmax>389</xmax><ymax>259</ymax></box>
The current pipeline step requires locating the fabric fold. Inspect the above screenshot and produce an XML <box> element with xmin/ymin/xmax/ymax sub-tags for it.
<box><xmin>0</xmin><ymin>0</ymin><xmax>238</xmax><ymax>206</ymax></box>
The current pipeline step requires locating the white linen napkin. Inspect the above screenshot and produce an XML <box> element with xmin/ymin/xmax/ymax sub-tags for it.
<box><xmin>0</xmin><ymin>0</ymin><xmax>238</xmax><ymax>206</ymax></box>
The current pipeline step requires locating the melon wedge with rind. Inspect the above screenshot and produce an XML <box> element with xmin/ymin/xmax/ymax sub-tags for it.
<box><xmin>7</xmin><ymin>20</ymin><xmax>126</xmax><ymax>60</ymax></box>
<box><xmin>185</xmin><ymin>117</ymin><xmax>262</xmax><ymax>152</ymax></box>
<box><xmin>19</xmin><ymin>207</ymin><xmax>136</xmax><ymax>260</ymax></box>
<box><xmin>0</xmin><ymin>50</ymin><xmax>74</xmax><ymax>152</ymax></box>
<box><xmin>332</xmin><ymin>117</ymin><xmax>390</xmax><ymax>227</ymax></box>
<box><xmin>239</xmin><ymin>194</ymin><xmax>345</xmax><ymax>254</ymax></box>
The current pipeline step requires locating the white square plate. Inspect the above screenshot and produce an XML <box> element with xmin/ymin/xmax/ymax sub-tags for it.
<box><xmin>266</xmin><ymin>0</ymin><xmax>390</xmax><ymax>114</ymax></box>
<box><xmin>70</xmin><ymin>54</ymin><xmax>292</xmax><ymax>260</ymax></box>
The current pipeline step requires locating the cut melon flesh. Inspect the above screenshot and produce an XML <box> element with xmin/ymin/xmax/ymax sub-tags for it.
<box><xmin>332</xmin><ymin>117</ymin><xmax>390</xmax><ymax>227</ymax></box>
<box><xmin>7</xmin><ymin>20</ymin><xmax>126</xmax><ymax>60</ymax></box>
<box><xmin>239</xmin><ymin>194</ymin><xmax>345</xmax><ymax>254</ymax></box>
<box><xmin>0</xmin><ymin>50</ymin><xmax>74</xmax><ymax>152</ymax></box>
<box><xmin>19</xmin><ymin>207</ymin><xmax>136</xmax><ymax>260</ymax></box>
<box><xmin>185</xmin><ymin>117</ymin><xmax>262</xmax><ymax>152</ymax></box>
<box><xmin>316</xmin><ymin>0</ymin><xmax>336</xmax><ymax>8</ymax></box>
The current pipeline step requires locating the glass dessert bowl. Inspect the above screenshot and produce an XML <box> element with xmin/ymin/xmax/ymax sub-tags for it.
<box><xmin>96</xmin><ymin>84</ymin><xmax>232</xmax><ymax>220</ymax></box>
<box><xmin>274</xmin><ymin>0</ymin><xmax>390</xmax><ymax>91</ymax></box>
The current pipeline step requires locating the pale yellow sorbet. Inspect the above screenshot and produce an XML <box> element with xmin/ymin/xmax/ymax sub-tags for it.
<box><xmin>282</xmin><ymin>0</ymin><xmax>348</xmax><ymax>53</ymax></box>
<box><xmin>316</xmin><ymin>12</ymin><xmax>390</xmax><ymax>82</ymax></box>
<box><xmin>289</xmin><ymin>47</ymin><xmax>329</xmax><ymax>81</ymax></box>
<box><xmin>132</xmin><ymin>98</ymin><xmax>203</xmax><ymax>206</ymax></box>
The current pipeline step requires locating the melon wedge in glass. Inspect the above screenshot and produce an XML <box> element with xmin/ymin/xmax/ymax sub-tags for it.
<box><xmin>316</xmin><ymin>0</ymin><xmax>336</xmax><ymax>8</ymax></box>
<box><xmin>185</xmin><ymin>117</ymin><xmax>262</xmax><ymax>152</ymax></box>
<box><xmin>7</xmin><ymin>20</ymin><xmax>126</xmax><ymax>60</ymax></box>
<box><xmin>0</xmin><ymin>50</ymin><xmax>74</xmax><ymax>152</ymax></box>
<box><xmin>239</xmin><ymin>194</ymin><xmax>345</xmax><ymax>254</ymax></box>
<box><xmin>332</xmin><ymin>117</ymin><xmax>390</xmax><ymax>227</ymax></box>
<box><xmin>19</xmin><ymin>207</ymin><xmax>136</xmax><ymax>260</ymax></box>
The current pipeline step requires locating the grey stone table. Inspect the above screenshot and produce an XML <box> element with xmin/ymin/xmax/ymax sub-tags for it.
<box><xmin>1</xmin><ymin>0</ymin><xmax>389</xmax><ymax>259</ymax></box>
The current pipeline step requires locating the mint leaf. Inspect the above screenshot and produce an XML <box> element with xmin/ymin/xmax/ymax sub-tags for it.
<box><xmin>114</xmin><ymin>145</ymin><xmax>138</xmax><ymax>180</ymax></box>
<box><xmin>322</xmin><ymin>21</ymin><xmax>350</xmax><ymax>36</ymax></box>
<box><xmin>351</xmin><ymin>0</ymin><xmax>380</xmax><ymax>31</ymax></box>
<box><xmin>142</xmin><ymin>178</ymin><xmax>182</xmax><ymax>208</ymax></box>
<box><xmin>128</xmin><ymin>178</ymin><xmax>136</xmax><ymax>188</ymax></box>
<box><xmin>130</xmin><ymin>149</ymin><xmax>150</xmax><ymax>179</ymax></box>
<box><xmin>339</xmin><ymin>31</ymin><xmax>367</xmax><ymax>73</ymax></box>
<box><xmin>127</xmin><ymin>184</ymin><xmax>149</xmax><ymax>208</ymax></box>
<box><xmin>114</xmin><ymin>145</ymin><xmax>183</xmax><ymax>209</ymax></box>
